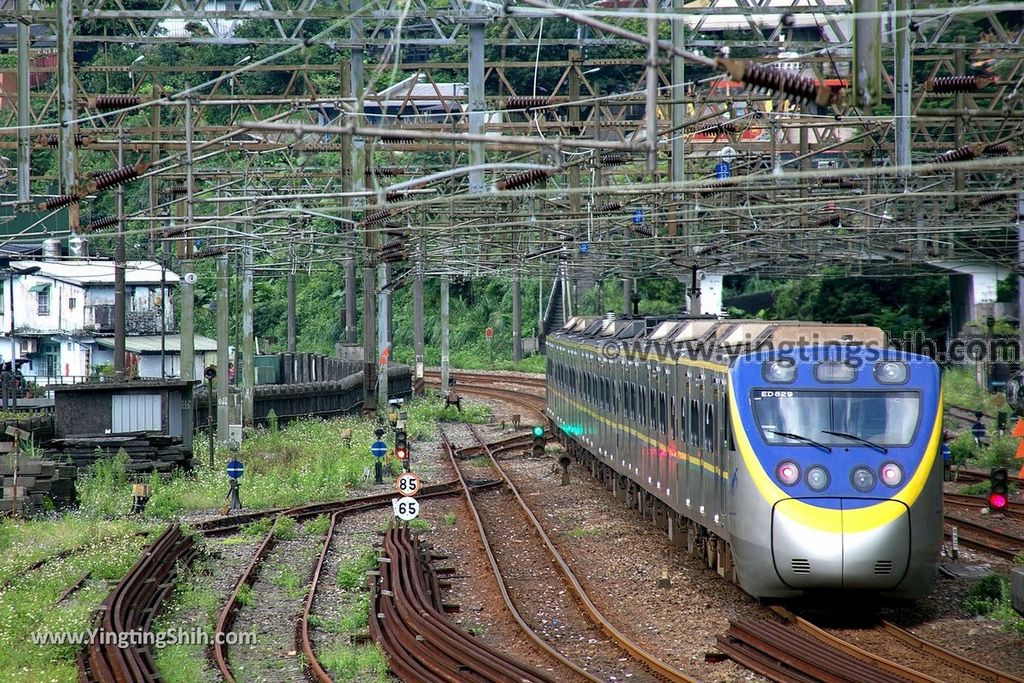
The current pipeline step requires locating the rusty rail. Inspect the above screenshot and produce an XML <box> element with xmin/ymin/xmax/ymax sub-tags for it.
<box><xmin>297</xmin><ymin>484</ymin><xmax>492</xmax><ymax>682</ymax></box>
<box><xmin>81</xmin><ymin>525</ymin><xmax>195</xmax><ymax>683</ymax></box>
<box><xmin>945</xmin><ymin>514</ymin><xmax>1024</xmax><ymax>559</ymax></box>
<box><xmin>464</xmin><ymin>424</ymin><xmax>700</xmax><ymax>683</ymax></box>
<box><xmin>371</xmin><ymin>524</ymin><xmax>557</xmax><ymax>682</ymax></box>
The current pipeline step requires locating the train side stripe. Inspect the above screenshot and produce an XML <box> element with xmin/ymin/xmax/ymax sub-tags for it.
<box><xmin>548</xmin><ymin>385</ymin><xmax>729</xmax><ymax>480</ymax></box>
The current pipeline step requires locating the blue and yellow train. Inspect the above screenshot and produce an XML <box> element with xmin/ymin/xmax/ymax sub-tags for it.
<box><xmin>546</xmin><ymin>316</ymin><xmax>944</xmax><ymax>600</ymax></box>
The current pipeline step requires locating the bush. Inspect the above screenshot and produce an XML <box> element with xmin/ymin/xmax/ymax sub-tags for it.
<box><xmin>963</xmin><ymin>574</ymin><xmax>1005</xmax><ymax>616</ymax></box>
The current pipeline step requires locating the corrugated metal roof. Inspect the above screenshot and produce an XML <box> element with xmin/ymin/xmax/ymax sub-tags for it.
<box><xmin>94</xmin><ymin>335</ymin><xmax>218</xmax><ymax>353</ymax></box>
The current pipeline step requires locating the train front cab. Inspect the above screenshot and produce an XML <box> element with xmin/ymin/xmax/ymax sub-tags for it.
<box><xmin>726</xmin><ymin>344</ymin><xmax>943</xmax><ymax>600</ymax></box>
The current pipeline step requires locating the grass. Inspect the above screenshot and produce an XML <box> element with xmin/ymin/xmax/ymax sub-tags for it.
<box><xmin>567</xmin><ymin>527</ymin><xmax>602</xmax><ymax>539</ymax></box>
<box><xmin>306</xmin><ymin>514</ymin><xmax>331</xmax><ymax>536</ymax></box>
<box><xmin>337</xmin><ymin>548</ymin><xmax>377</xmax><ymax>590</ymax></box>
<box><xmin>444</xmin><ymin>512</ymin><xmax>457</xmax><ymax>526</ymax></box>
<box><xmin>962</xmin><ymin>574</ymin><xmax>1024</xmax><ymax>635</ymax></box>
<box><xmin>0</xmin><ymin>515</ymin><xmax>155</xmax><ymax>681</ymax></box>
<box><xmin>76</xmin><ymin>396</ymin><xmax>493</xmax><ymax>520</ymax></box>
<box><xmin>943</xmin><ymin>367</ymin><xmax>1001</xmax><ymax>415</ymax></box>
<box><xmin>272</xmin><ymin>515</ymin><xmax>298</xmax><ymax>540</ymax></box>
<box><xmin>318</xmin><ymin>641</ymin><xmax>389</xmax><ymax>682</ymax></box>
<box><xmin>152</xmin><ymin>565</ymin><xmax>222</xmax><ymax>683</ymax></box>
<box><xmin>407</xmin><ymin>518</ymin><xmax>431</xmax><ymax>531</ymax></box>
<box><xmin>466</xmin><ymin>456</ymin><xmax>491</xmax><ymax>468</ymax></box>
<box><xmin>269</xmin><ymin>565</ymin><xmax>308</xmax><ymax>599</ymax></box>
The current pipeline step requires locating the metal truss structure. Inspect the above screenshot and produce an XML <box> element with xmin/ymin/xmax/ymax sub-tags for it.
<box><xmin>0</xmin><ymin>0</ymin><xmax>1022</xmax><ymax>288</ymax></box>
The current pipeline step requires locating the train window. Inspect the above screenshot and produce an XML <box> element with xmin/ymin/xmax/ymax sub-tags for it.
<box><xmin>689</xmin><ymin>399</ymin><xmax>700</xmax><ymax>447</ymax></box>
<box><xmin>659</xmin><ymin>392</ymin><xmax>667</xmax><ymax>433</ymax></box>
<box><xmin>723</xmin><ymin>393</ymin><xmax>734</xmax><ymax>451</ymax></box>
<box><xmin>679</xmin><ymin>397</ymin><xmax>687</xmax><ymax>446</ymax></box>
<box><xmin>650</xmin><ymin>389</ymin><xmax>656</xmax><ymax>429</ymax></box>
<box><xmin>704</xmin><ymin>404</ymin><xmax>716</xmax><ymax>453</ymax></box>
<box><xmin>669</xmin><ymin>395</ymin><xmax>677</xmax><ymax>441</ymax></box>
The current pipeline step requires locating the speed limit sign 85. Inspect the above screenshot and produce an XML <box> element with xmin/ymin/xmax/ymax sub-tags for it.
<box><xmin>393</xmin><ymin>496</ymin><xmax>420</xmax><ymax>521</ymax></box>
<box><xmin>396</xmin><ymin>472</ymin><xmax>421</xmax><ymax>497</ymax></box>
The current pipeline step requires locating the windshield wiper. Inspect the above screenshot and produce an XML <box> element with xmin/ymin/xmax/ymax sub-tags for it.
<box><xmin>767</xmin><ymin>430</ymin><xmax>832</xmax><ymax>453</ymax></box>
<box><xmin>820</xmin><ymin>430</ymin><xmax>888</xmax><ymax>454</ymax></box>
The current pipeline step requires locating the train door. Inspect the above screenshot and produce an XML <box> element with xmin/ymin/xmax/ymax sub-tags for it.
<box><xmin>693</xmin><ymin>372</ymin><xmax>706</xmax><ymax>522</ymax></box>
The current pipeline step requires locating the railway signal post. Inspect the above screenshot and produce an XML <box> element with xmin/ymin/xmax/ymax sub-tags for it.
<box><xmin>395</xmin><ymin>428</ymin><xmax>410</xmax><ymax>472</ymax></box>
<box><xmin>371</xmin><ymin>428</ymin><xmax>387</xmax><ymax>485</ymax></box>
<box><xmin>532</xmin><ymin>425</ymin><xmax>545</xmax><ymax>457</ymax></box>
<box><xmin>989</xmin><ymin>467</ymin><xmax>1009</xmax><ymax>513</ymax></box>
<box><xmin>226</xmin><ymin>458</ymin><xmax>244</xmax><ymax>511</ymax></box>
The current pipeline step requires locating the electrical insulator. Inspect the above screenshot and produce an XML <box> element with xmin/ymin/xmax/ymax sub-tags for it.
<box><xmin>163</xmin><ymin>225</ymin><xmax>186</xmax><ymax>238</ymax></box>
<box><xmin>598</xmin><ymin>201</ymin><xmax>623</xmax><ymax>212</ymax></box>
<box><xmin>504</xmin><ymin>96</ymin><xmax>551</xmax><ymax>111</ymax></box>
<box><xmin>38</xmin><ymin>133</ymin><xmax>90</xmax><ymax>148</ymax></box>
<box><xmin>600</xmin><ymin>152</ymin><xmax>630</xmax><ymax>166</ymax></box>
<box><xmin>969</xmin><ymin>192</ymin><xmax>1014</xmax><ymax>209</ymax></box>
<box><xmin>497</xmin><ymin>168</ymin><xmax>550</xmax><ymax>191</ymax></box>
<box><xmin>693</xmin><ymin>120</ymin><xmax>740</xmax><ymax>137</ymax></box>
<box><xmin>983</xmin><ymin>143</ymin><xmax>1014</xmax><ymax>156</ymax></box>
<box><xmin>193</xmin><ymin>245</ymin><xmax>230</xmax><ymax>259</ymax></box>
<box><xmin>379</xmin><ymin>238</ymin><xmax>407</xmax><ymax>263</ymax></box>
<box><xmin>82</xmin><ymin>216</ymin><xmax>118</xmax><ymax>233</ymax></box>
<box><xmin>930</xmin><ymin>143</ymin><xmax>983</xmax><ymax>166</ymax></box>
<box><xmin>374</xmin><ymin>166</ymin><xmax>404</xmax><ymax>177</ymax></box>
<box><xmin>924</xmin><ymin>75</ymin><xmax>996</xmax><ymax>93</ymax></box>
<box><xmin>40</xmin><ymin>193</ymin><xmax>82</xmax><ymax>211</ymax></box>
<box><xmin>630</xmin><ymin>223</ymin><xmax>654</xmax><ymax>237</ymax></box>
<box><xmin>362</xmin><ymin>207</ymin><xmax>396</xmax><ymax>226</ymax></box>
<box><xmin>819</xmin><ymin>177</ymin><xmax>860</xmax><ymax>189</ymax></box>
<box><xmin>717</xmin><ymin>58</ymin><xmax>840</xmax><ymax>108</ymax></box>
<box><xmin>815</xmin><ymin>214</ymin><xmax>842</xmax><ymax>228</ymax></box>
<box><xmin>167</xmin><ymin>185</ymin><xmax>188</xmax><ymax>197</ymax></box>
<box><xmin>90</xmin><ymin>95</ymin><xmax>142</xmax><ymax>110</ymax></box>
<box><xmin>694</xmin><ymin>179</ymin><xmax>738</xmax><ymax>197</ymax></box>
<box><xmin>92</xmin><ymin>162</ymin><xmax>151</xmax><ymax>191</ymax></box>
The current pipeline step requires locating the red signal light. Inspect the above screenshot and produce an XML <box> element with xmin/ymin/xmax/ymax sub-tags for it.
<box><xmin>396</xmin><ymin>447</ymin><xmax>408</xmax><ymax>460</ymax></box>
<box><xmin>989</xmin><ymin>492</ymin><xmax>1008</xmax><ymax>511</ymax></box>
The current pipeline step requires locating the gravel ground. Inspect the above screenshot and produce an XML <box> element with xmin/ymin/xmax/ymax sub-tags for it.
<box><xmin>228</xmin><ymin>522</ymin><xmax>320</xmax><ymax>682</ymax></box>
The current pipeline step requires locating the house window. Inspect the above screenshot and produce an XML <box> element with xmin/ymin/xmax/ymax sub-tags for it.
<box><xmin>68</xmin><ymin>297</ymin><xmax>77</xmax><ymax>310</ymax></box>
<box><xmin>36</xmin><ymin>289</ymin><xmax>50</xmax><ymax>316</ymax></box>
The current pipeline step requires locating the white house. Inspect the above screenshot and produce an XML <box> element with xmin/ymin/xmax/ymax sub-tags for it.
<box><xmin>2</xmin><ymin>259</ymin><xmax>178</xmax><ymax>381</ymax></box>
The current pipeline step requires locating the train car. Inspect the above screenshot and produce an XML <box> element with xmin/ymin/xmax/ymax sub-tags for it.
<box><xmin>546</xmin><ymin>316</ymin><xmax>943</xmax><ymax>600</ymax></box>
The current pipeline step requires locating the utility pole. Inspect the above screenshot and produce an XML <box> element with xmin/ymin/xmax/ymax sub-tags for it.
<box><xmin>893</xmin><ymin>0</ymin><xmax>911</xmax><ymax>175</ymax></box>
<box><xmin>180</xmin><ymin>89</ymin><xmax>195</xmax><ymax>453</ymax></box>
<box><xmin>351</xmin><ymin>0</ymin><xmax>375</xmax><ymax>413</ymax></box>
<box><xmin>114</xmin><ymin>130</ymin><xmax>126</xmax><ymax>380</ymax></box>
<box><xmin>241</xmin><ymin>222</ymin><xmax>254</xmax><ymax>426</ymax></box>
<box><xmin>340</xmin><ymin>60</ymin><xmax>357</xmax><ymax>344</ymax></box>
<box><xmin>670</xmin><ymin>0</ymin><xmax>685</xmax><ymax>239</ymax></box>
<box><xmin>377</xmin><ymin>261</ymin><xmax>389</xmax><ymax>412</ymax></box>
<box><xmin>287</xmin><ymin>248</ymin><xmax>297</xmax><ymax>352</ymax></box>
<box><xmin>57</xmin><ymin>0</ymin><xmax>78</xmax><ymax>232</ymax></box>
<box><xmin>216</xmin><ymin>254</ymin><xmax>230</xmax><ymax>444</ymax></box>
<box><xmin>413</xmin><ymin>237</ymin><xmax>425</xmax><ymax>393</ymax></box>
<box><xmin>16</xmin><ymin>0</ymin><xmax>29</xmax><ymax>211</ymax></box>
<box><xmin>440</xmin><ymin>275</ymin><xmax>450</xmax><ymax>392</ymax></box>
<box><xmin>512</xmin><ymin>270</ymin><xmax>522</xmax><ymax>363</ymax></box>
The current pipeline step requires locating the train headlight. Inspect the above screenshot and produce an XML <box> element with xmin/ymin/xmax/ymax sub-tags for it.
<box><xmin>815</xmin><ymin>362</ymin><xmax>856</xmax><ymax>383</ymax></box>
<box><xmin>874</xmin><ymin>361</ymin><xmax>908</xmax><ymax>384</ymax></box>
<box><xmin>880</xmin><ymin>462</ymin><xmax>904</xmax><ymax>487</ymax></box>
<box><xmin>851</xmin><ymin>466</ymin><xmax>876</xmax><ymax>492</ymax></box>
<box><xmin>763</xmin><ymin>359</ymin><xmax>796</xmax><ymax>383</ymax></box>
<box><xmin>806</xmin><ymin>466</ymin><xmax>830</xmax><ymax>492</ymax></box>
<box><xmin>777</xmin><ymin>460</ymin><xmax>801</xmax><ymax>486</ymax></box>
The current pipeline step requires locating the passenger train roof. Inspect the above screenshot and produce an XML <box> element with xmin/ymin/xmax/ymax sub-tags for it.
<box><xmin>550</xmin><ymin>315</ymin><xmax>887</xmax><ymax>364</ymax></box>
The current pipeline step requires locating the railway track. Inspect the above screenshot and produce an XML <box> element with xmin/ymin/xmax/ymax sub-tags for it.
<box><xmin>77</xmin><ymin>481</ymin><xmax>490</xmax><ymax>683</ymax></box>
<box><xmin>423</xmin><ymin>369</ymin><xmax>548</xmax><ymax>422</ymax></box>
<box><xmin>944</xmin><ymin>492</ymin><xmax>1024</xmax><ymax>520</ymax></box>
<box><xmin>946</xmin><ymin>402</ymin><xmax>996</xmax><ymax>428</ymax></box>
<box><xmin>371</xmin><ymin>523</ymin><xmax>557</xmax><ymax>682</ymax></box>
<box><xmin>719</xmin><ymin>607</ymin><xmax>1024</xmax><ymax>683</ymax></box>
<box><xmin>440</xmin><ymin>423</ymin><xmax>701</xmax><ymax>682</ymax></box>
<box><xmin>944</xmin><ymin>513</ymin><xmax>1024</xmax><ymax>560</ymax></box>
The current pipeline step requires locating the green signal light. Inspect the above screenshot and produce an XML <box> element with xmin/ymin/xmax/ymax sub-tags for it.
<box><xmin>532</xmin><ymin>426</ymin><xmax>545</xmax><ymax>437</ymax></box>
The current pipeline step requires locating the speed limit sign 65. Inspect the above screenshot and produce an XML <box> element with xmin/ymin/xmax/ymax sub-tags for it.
<box><xmin>396</xmin><ymin>472</ymin><xmax>421</xmax><ymax>497</ymax></box>
<box><xmin>393</xmin><ymin>496</ymin><xmax>420</xmax><ymax>521</ymax></box>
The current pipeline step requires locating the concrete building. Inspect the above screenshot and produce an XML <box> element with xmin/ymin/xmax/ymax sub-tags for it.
<box><xmin>2</xmin><ymin>259</ymin><xmax>178</xmax><ymax>382</ymax></box>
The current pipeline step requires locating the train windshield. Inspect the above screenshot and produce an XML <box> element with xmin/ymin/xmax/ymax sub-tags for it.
<box><xmin>751</xmin><ymin>390</ymin><xmax>920</xmax><ymax>446</ymax></box>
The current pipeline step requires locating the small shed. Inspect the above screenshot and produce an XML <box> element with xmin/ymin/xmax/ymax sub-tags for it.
<box><xmin>50</xmin><ymin>379</ymin><xmax>193</xmax><ymax>438</ymax></box>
